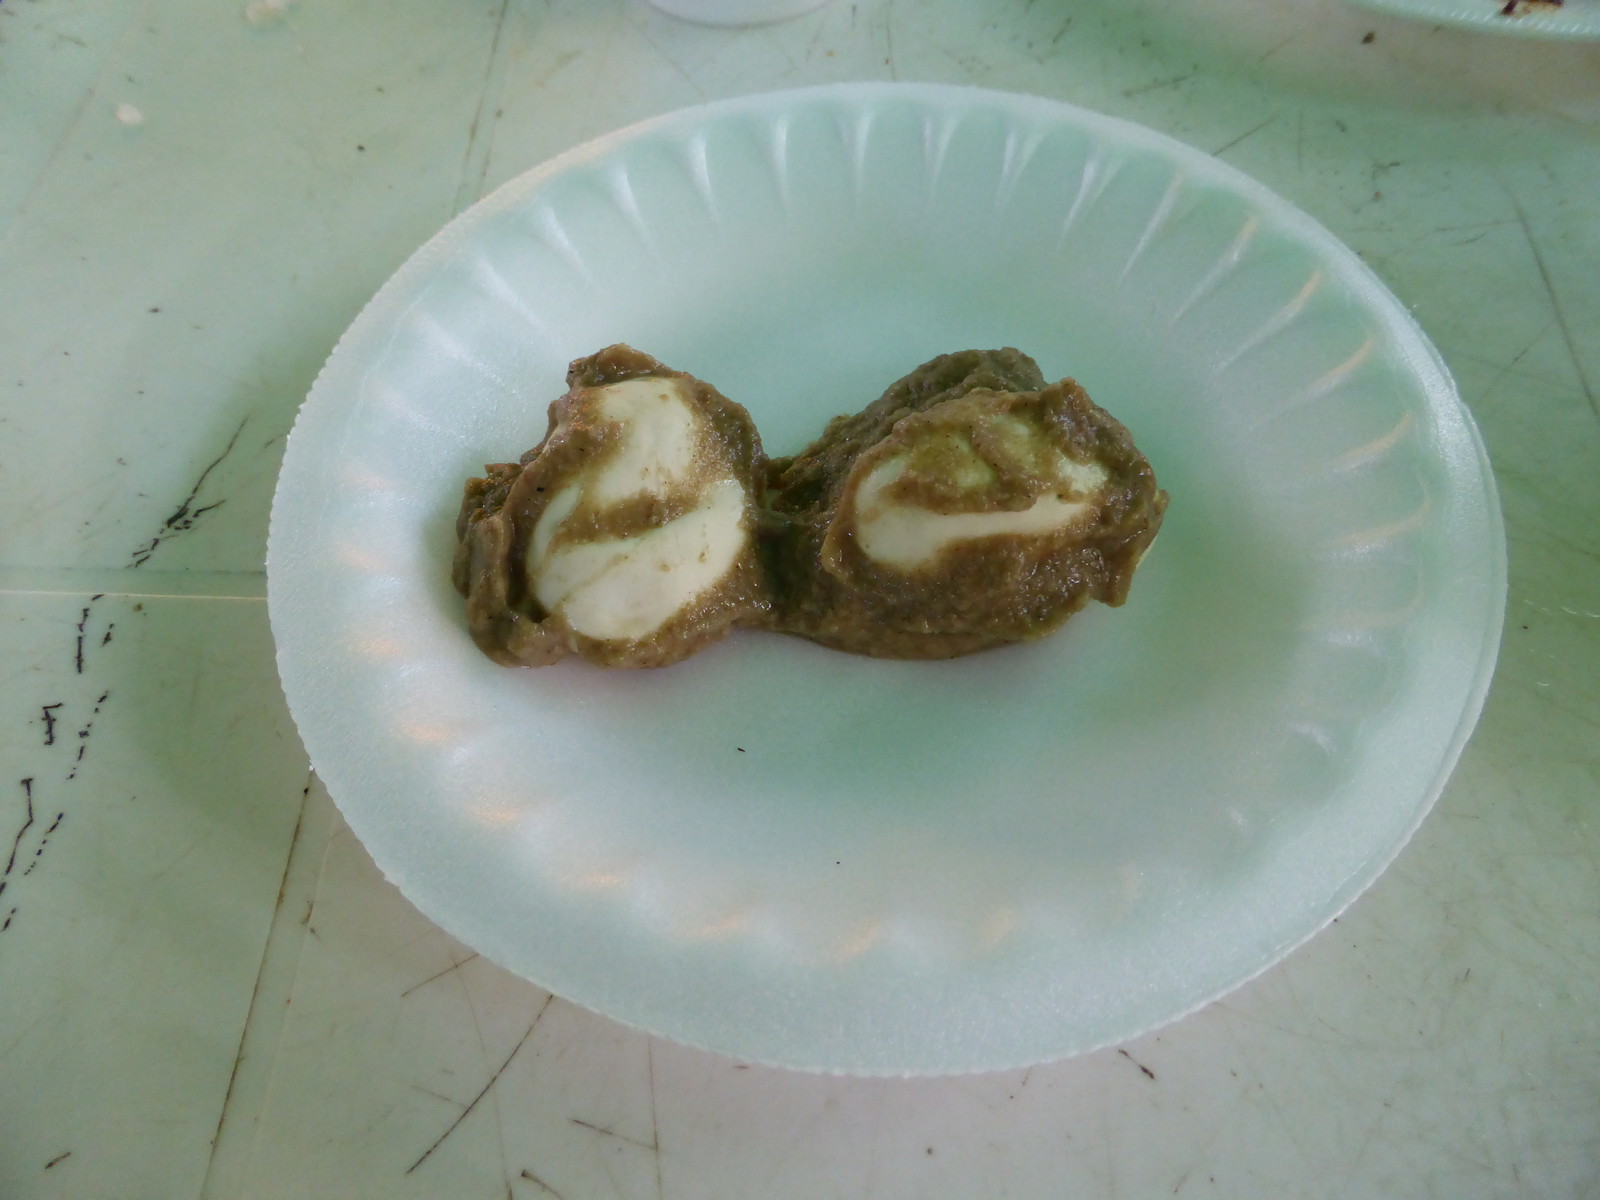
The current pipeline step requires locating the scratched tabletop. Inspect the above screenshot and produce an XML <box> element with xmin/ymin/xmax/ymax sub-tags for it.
<box><xmin>3</xmin><ymin>1</ymin><xmax>1598</xmax><ymax>1197</ymax></box>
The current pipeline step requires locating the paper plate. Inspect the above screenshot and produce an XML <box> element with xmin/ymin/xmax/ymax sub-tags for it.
<box><xmin>1348</xmin><ymin>0</ymin><xmax>1600</xmax><ymax>38</ymax></box>
<box><xmin>267</xmin><ymin>84</ymin><xmax>1505</xmax><ymax>1075</ymax></box>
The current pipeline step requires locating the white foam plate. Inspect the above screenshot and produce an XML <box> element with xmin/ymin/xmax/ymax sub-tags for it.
<box><xmin>268</xmin><ymin>84</ymin><xmax>1505</xmax><ymax>1075</ymax></box>
<box><xmin>1348</xmin><ymin>0</ymin><xmax>1600</xmax><ymax>38</ymax></box>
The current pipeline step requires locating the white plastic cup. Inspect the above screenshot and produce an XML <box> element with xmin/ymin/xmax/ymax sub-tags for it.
<box><xmin>645</xmin><ymin>0</ymin><xmax>832</xmax><ymax>26</ymax></box>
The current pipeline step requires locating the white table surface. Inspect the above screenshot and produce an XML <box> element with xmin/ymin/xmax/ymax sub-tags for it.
<box><xmin>3</xmin><ymin>1</ymin><xmax>1598</xmax><ymax>1197</ymax></box>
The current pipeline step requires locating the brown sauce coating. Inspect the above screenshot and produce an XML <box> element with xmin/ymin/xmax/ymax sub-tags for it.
<box><xmin>452</xmin><ymin>344</ymin><xmax>770</xmax><ymax>668</ymax></box>
<box><xmin>763</xmin><ymin>349</ymin><xmax>1167</xmax><ymax>659</ymax></box>
<box><xmin>766</xmin><ymin>348</ymin><xmax>1050</xmax><ymax>514</ymax></box>
<box><xmin>453</xmin><ymin>346</ymin><xmax>1166</xmax><ymax>667</ymax></box>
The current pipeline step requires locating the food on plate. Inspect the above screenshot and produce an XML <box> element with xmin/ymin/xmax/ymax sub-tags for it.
<box><xmin>453</xmin><ymin>345</ymin><xmax>1166</xmax><ymax>667</ymax></box>
<box><xmin>452</xmin><ymin>344</ymin><xmax>771</xmax><ymax>667</ymax></box>
<box><xmin>765</xmin><ymin>349</ymin><xmax>1168</xmax><ymax>659</ymax></box>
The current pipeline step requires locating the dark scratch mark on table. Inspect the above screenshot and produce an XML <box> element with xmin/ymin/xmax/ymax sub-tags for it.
<box><xmin>520</xmin><ymin>1166</ymin><xmax>569</xmax><ymax>1200</ymax></box>
<box><xmin>569</xmin><ymin>1118</ymin><xmax>658</xmax><ymax>1153</ymax></box>
<box><xmin>407</xmin><ymin>994</ymin><xmax>554</xmax><ymax>1174</ymax></box>
<box><xmin>128</xmin><ymin>416</ymin><xmax>248</xmax><ymax>568</ymax></box>
<box><xmin>1504</xmin><ymin>185</ymin><xmax>1598</xmax><ymax>422</ymax></box>
<box><xmin>1212</xmin><ymin>116</ymin><xmax>1277</xmax><ymax>158</ymax></box>
<box><xmin>1118</xmin><ymin>1047</ymin><xmax>1157</xmax><ymax>1080</ymax></box>
<box><xmin>400</xmin><ymin>952</ymin><xmax>482</xmax><ymax>999</ymax></box>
